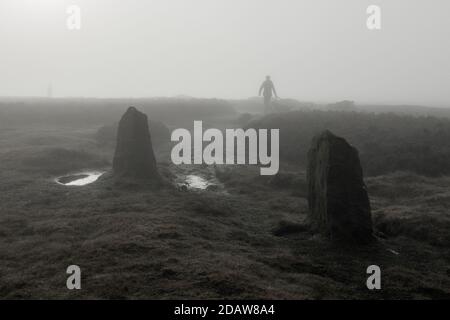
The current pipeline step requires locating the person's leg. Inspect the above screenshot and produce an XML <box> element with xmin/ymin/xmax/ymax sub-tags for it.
<box><xmin>264</xmin><ymin>96</ymin><xmax>271</xmax><ymax>114</ymax></box>
<box><xmin>271</xmin><ymin>97</ymin><xmax>276</xmax><ymax>113</ymax></box>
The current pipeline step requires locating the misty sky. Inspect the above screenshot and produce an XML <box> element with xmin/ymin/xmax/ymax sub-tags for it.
<box><xmin>0</xmin><ymin>0</ymin><xmax>449</xmax><ymax>106</ymax></box>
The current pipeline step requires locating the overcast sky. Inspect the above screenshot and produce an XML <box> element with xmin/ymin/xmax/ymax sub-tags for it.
<box><xmin>0</xmin><ymin>0</ymin><xmax>449</xmax><ymax>106</ymax></box>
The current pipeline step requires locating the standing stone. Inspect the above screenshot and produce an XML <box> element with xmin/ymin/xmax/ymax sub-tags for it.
<box><xmin>113</xmin><ymin>107</ymin><xmax>159</xmax><ymax>181</ymax></box>
<box><xmin>307</xmin><ymin>130</ymin><xmax>373</xmax><ymax>243</ymax></box>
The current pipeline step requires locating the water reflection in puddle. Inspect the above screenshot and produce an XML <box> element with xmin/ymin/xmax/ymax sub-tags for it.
<box><xmin>185</xmin><ymin>175</ymin><xmax>209</xmax><ymax>189</ymax></box>
<box><xmin>56</xmin><ymin>171</ymin><xmax>105</xmax><ymax>186</ymax></box>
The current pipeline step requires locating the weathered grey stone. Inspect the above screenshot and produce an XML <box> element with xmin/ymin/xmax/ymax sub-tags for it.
<box><xmin>113</xmin><ymin>107</ymin><xmax>159</xmax><ymax>180</ymax></box>
<box><xmin>307</xmin><ymin>130</ymin><xmax>373</xmax><ymax>243</ymax></box>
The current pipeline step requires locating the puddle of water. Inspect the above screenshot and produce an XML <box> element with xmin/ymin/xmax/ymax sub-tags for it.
<box><xmin>185</xmin><ymin>175</ymin><xmax>209</xmax><ymax>190</ymax></box>
<box><xmin>56</xmin><ymin>171</ymin><xmax>105</xmax><ymax>186</ymax></box>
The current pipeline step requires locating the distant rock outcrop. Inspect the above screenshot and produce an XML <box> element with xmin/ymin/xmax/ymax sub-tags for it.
<box><xmin>307</xmin><ymin>130</ymin><xmax>373</xmax><ymax>243</ymax></box>
<box><xmin>113</xmin><ymin>107</ymin><xmax>159</xmax><ymax>181</ymax></box>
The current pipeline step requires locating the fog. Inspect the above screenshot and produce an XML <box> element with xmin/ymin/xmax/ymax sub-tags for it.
<box><xmin>0</xmin><ymin>0</ymin><xmax>449</xmax><ymax>106</ymax></box>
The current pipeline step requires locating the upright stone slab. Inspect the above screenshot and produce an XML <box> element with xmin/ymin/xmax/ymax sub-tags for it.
<box><xmin>113</xmin><ymin>107</ymin><xmax>159</xmax><ymax>180</ymax></box>
<box><xmin>307</xmin><ymin>130</ymin><xmax>373</xmax><ymax>243</ymax></box>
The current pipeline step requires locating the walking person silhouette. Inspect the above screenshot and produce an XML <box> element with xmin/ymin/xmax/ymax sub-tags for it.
<box><xmin>259</xmin><ymin>75</ymin><xmax>278</xmax><ymax>114</ymax></box>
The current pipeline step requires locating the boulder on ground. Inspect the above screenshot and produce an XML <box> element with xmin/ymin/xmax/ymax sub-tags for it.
<box><xmin>307</xmin><ymin>130</ymin><xmax>373</xmax><ymax>243</ymax></box>
<box><xmin>113</xmin><ymin>107</ymin><xmax>160</xmax><ymax>181</ymax></box>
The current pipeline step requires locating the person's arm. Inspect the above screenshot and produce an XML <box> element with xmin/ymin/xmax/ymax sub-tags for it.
<box><xmin>272</xmin><ymin>83</ymin><xmax>278</xmax><ymax>98</ymax></box>
<box><xmin>259</xmin><ymin>83</ymin><xmax>264</xmax><ymax>96</ymax></box>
